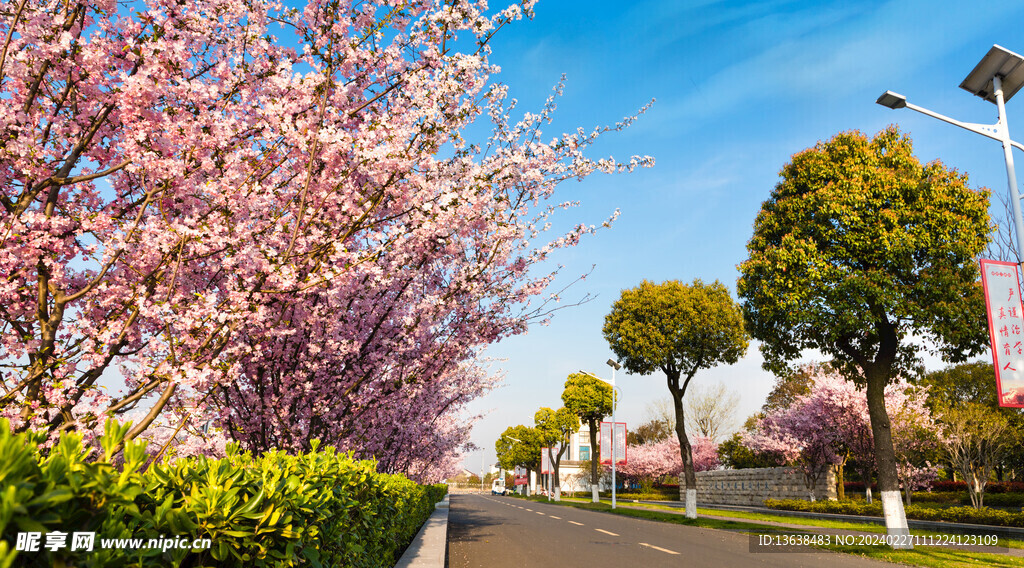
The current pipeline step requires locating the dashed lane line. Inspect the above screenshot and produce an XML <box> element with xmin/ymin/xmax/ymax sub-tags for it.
<box><xmin>568</xmin><ymin>521</ymin><xmax>584</xmax><ymax>526</ymax></box>
<box><xmin>549</xmin><ymin>516</ymin><xmax>561</xmax><ymax>519</ymax></box>
<box><xmin>639</xmin><ymin>543</ymin><xmax>680</xmax><ymax>555</ymax></box>
<box><xmin>595</xmin><ymin>529</ymin><xmax>619</xmax><ymax>536</ymax></box>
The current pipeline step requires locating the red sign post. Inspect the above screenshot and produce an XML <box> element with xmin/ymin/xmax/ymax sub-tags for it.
<box><xmin>980</xmin><ymin>258</ymin><xmax>1024</xmax><ymax>407</ymax></box>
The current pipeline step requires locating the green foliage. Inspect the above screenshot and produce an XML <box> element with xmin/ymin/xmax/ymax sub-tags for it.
<box><xmin>0</xmin><ymin>419</ymin><xmax>445</xmax><ymax>567</ymax></box>
<box><xmin>560</xmin><ymin>373</ymin><xmax>613</xmax><ymax>425</ymax></box>
<box><xmin>534</xmin><ymin>407</ymin><xmax>579</xmax><ymax>448</ymax></box>
<box><xmin>737</xmin><ymin>127</ymin><xmax>992</xmax><ymax>378</ymax></box>
<box><xmin>764</xmin><ymin>498</ymin><xmax>1024</xmax><ymax>527</ymax></box>
<box><xmin>495</xmin><ymin>425</ymin><xmax>543</xmax><ymax>471</ymax></box>
<box><xmin>717</xmin><ymin>433</ymin><xmax>785</xmax><ymax>469</ymax></box>
<box><xmin>914</xmin><ymin>491</ymin><xmax>1024</xmax><ymax>508</ymax></box>
<box><xmin>602</xmin><ymin>279</ymin><xmax>749</xmax><ymax>380</ymax></box>
<box><xmin>626</xmin><ymin>418</ymin><xmax>673</xmax><ymax>445</ymax></box>
<box><xmin>922</xmin><ymin>361</ymin><xmax>1002</xmax><ymax>409</ymax></box>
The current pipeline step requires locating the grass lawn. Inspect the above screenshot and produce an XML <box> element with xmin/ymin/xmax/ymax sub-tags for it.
<box><xmin>510</xmin><ymin>495</ymin><xmax>1023</xmax><ymax>568</ymax></box>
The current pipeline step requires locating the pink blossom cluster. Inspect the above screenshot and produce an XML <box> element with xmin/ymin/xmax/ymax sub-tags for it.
<box><xmin>744</xmin><ymin>367</ymin><xmax>938</xmax><ymax>494</ymax></box>
<box><xmin>618</xmin><ymin>435</ymin><xmax>719</xmax><ymax>482</ymax></box>
<box><xmin>0</xmin><ymin>0</ymin><xmax>652</xmax><ymax>480</ymax></box>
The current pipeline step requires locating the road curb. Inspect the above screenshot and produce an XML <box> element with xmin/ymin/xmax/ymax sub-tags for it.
<box><xmin>394</xmin><ymin>495</ymin><xmax>450</xmax><ymax>568</ymax></box>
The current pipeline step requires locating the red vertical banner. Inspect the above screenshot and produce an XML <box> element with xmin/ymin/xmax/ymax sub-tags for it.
<box><xmin>599</xmin><ymin>422</ymin><xmax>627</xmax><ymax>465</ymax></box>
<box><xmin>980</xmin><ymin>258</ymin><xmax>1024</xmax><ymax>407</ymax></box>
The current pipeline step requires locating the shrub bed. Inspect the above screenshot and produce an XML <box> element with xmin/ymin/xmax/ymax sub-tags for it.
<box><xmin>763</xmin><ymin>499</ymin><xmax>1024</xmax><ymax>527</ymax></box>
<box><xmin>0</xmin><ymin>420</ymin><xmax>446</xmax><ymax>567</ymax></box>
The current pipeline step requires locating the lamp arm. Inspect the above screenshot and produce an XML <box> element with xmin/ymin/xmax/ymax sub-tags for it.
<box><xmin>904</xmin><ymin>102</ymin><xmax>1005</xmax><ymax>143</ymax></box>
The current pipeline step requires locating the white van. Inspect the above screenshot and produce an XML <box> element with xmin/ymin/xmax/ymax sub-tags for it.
<box><xmin>490</xmin><ymin>479</ymin><xmax>507</xmax><ymax>495</ymax></box>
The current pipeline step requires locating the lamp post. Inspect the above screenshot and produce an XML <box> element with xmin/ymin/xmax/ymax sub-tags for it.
<box><xmin>877</xmin><ymin>44</ymin><xmax>1024</xmax><ymax>266</ymax></box>
<box><xmin>479</xmin><ymin>446</ymin><xmax>487</xmax><ymax>494</ymax></box>
<box><xmin>580</xmin><ymin>358</ymin><xmax>622</xmax><ymax>509</ymax></box>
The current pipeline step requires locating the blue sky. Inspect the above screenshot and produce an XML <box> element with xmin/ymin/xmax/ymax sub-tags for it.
<box><xmin>462</xmin><ymin>0</ymin><xmax>1024</xmax><ymax>471</ymax></box>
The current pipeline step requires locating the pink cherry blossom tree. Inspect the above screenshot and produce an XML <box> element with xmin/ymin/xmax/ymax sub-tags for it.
<box><xmin>619</xmin><ymin>435</ymin><xmax>719</xmax><ymax>487</ymax></box>
<box><xmin>0</xmin><ymin>0</ymin><xmax>652</xmax><ymax>479</ymax></box>
<box><xmin>746</xmin><ymin>366</ymin><xmax>940</xmax><ymax>503</ymax></box>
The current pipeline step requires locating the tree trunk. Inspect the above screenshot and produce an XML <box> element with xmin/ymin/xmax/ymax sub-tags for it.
<box><xmin>836</xmin><ymin>460</ymin><xmax>846</xmax><ymax>501</ymax></box>
<box><xmin>668</xmin><ymin>371</ymin><xmax>697</xmax><ymax>519</ymax></box>
<box><xmin>589</xmin><ymin>418</ymin><xmax>600</xmax><ymax>502</ymax></box>
<box><xmin>554</xmin><ymin>446</ymin><xmax>565</xmax><ymax>501</ymax></box>
<box><xmin>864</xmin><ymin>365</ymin><xmax>912</xmax><ymax>548</ymax></box>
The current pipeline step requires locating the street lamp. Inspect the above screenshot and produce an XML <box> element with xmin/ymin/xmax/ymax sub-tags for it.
<box><xmin>877</xmin><ymin>44</ymin><xmax>1024</xmax><ymax>266</ymax></box>
<box><xmin>580</xmin><ymin>358</ymin><xmax>622</xmax><ymax>509</ymax></box>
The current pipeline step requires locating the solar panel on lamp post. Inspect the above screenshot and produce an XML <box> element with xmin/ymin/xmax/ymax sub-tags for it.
<box><xmin>877</xmin><ymin>44</ymin><xmax>1024</xmax><ymax>270</ymax></box>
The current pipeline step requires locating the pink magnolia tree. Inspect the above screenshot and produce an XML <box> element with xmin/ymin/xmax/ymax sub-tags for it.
<box><xmin>0</xmin><ymin>0</ymin><xmax>651</xmax><ymax>479</ymax></box>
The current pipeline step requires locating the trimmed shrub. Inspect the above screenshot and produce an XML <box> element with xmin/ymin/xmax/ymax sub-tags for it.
<box><xmin>0</xmin><ymin>419</ymin><xmax>446</xmax><ymax>567</ymax></box>
<box><xmin>763</xmin><ymin>498</ymin><xmax>1024</xmax><ymax>527</ymax></box>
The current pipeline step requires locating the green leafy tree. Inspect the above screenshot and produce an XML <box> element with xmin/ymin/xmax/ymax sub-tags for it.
<box><xmin>626</xmin><ymin>418</ymin><xmax>673</xmax><ymax>445</ymax></box>
<box><xmin>603</xmin><ymin>278</ymin><xmax>749</xmax><ymax>518</ymax></box>
<box><xmin>922</xmin><ymin>362</ymin><xmax>1024</xmax><ymax>481</ymax></box>
<box><xmin>762</xmin><ymin>362</ymin><xmax>829</xmax><ymax>413</ymax></box>
<box><xmin>737</xmin><ymin>127</ymin><xmax>991</xmax><ymax>546</ymax></box>
<box><xmin>561</xmin><ymin>372</ymin><xmax>613</xmax><ymax>501</ymax></box>
<box><xmin>495</xmin><ymin>425</ymin><xmax>542</xmax><ymax>495</ymax></box>
<box><xmin>534</xmin><ymin>407</ymin><xmax>580</xmax><ymax>500</ymax></box>
<box><xmin>940</xmin><ymin>402</ymin><xmax>1012</xmax><ymax>508</ymax></box>
<box><xmin>718</xmin><ymin>432</ymin><xmax>784</xmax><ymax>469</ymax></box>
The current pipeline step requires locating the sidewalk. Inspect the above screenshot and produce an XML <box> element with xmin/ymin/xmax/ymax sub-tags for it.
<box><xmin>394</xmin><ymin>495</ymin><xmax>450</xmax><ymax>568</ymax></box>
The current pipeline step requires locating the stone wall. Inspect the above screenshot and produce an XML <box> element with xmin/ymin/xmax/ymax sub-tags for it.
<box><xmin>692</xmin><ymin>467</ymin><xmax>836</xmax><ymax>506</ymax></box>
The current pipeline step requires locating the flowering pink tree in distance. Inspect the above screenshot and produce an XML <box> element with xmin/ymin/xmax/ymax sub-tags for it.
<box><xmin>0</xmin><ymin>0</ymin><xmax>652</xmax><ymax>478</ymax></box>
<box><xmin>619</xmin><ymin>435</ymin><xmax>719</xmax><ymax>485</ymax></box>
<box><xmin>746</xmin><ymin>367</ymin><xmax>871</xmax><ymax>501</ymax></box>
<box><xmin>746</xmin><ymin>366</ymin><xmax>939</xmax><ymax>502</ymax></box>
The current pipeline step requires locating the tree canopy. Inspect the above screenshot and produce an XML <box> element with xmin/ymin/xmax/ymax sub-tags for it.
<box><xmin>0</xmin><ymin>0</ymin><xmax>651</xmax><ymax>481</ymax></box>
<box><xmin>737</xmin><ymin>126</ymin><xmax>991</xmax><ymax>544</ymax></box>
<box><xmin>561</xmin><ymin>373</ymin><xmax>614</xmax><ymax>424</ymax></box>
<box><xmin>603</xmin><ymin>279</ymin><xmax>748</xmax><ymax>380</ymax></box>
<box><xmin>495</xmin><ymin>425</ymin><xmax>543</xmax><ymax>472</ymax></box>
<box><xmin>603</xmin><ymin>278</ymin><xmax>748</xmax><ymax>517</ymax></box>
<box><xmin>737</xmin><ymin>127</ymin><xmax>990</xmax><ymax>378</ymax></box>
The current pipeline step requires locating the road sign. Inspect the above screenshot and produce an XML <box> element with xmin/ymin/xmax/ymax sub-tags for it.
<box><xmin>981</xmin><ymin>258</ymin><xmax>1024</xmax><ymax>407</ymax></box>
<box><xmin>514</xmin><ymin>466</ymin><xmax>527</xmax><ymax>485</ymax></box>
<box><xmin>599</xmin><ymin>422</ymin><xmax>627</xmax><ymax>465</ymax></box>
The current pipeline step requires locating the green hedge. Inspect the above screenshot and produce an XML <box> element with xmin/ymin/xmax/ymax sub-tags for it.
<box><xmin>763</xmin><ymin>499</ymin><xmax>1024</xmax><ymax>527</ymax></box>
<box><xmin>0</xmin><ymin>419</ymin><xmax>447</xmax><ymax>567</ymax></box>
<box><xmin>910</xmin><ymin>492</ymin><xmax>1024</xmax><ymax>508</ymax></box>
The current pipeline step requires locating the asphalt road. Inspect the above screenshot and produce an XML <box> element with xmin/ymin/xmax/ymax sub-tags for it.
<box><xmin>446</xmin><ymin>494</ymin><xmax>897</xmax><ymax>568</ymax></box>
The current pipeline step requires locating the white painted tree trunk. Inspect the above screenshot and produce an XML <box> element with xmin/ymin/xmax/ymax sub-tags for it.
<box><xmin>880</xmin><ymin>490</ymin><xmax>913</xmax><ymax>549</ymax></box>
<box><xmin>592</xmin><ymin>484</ymin><xmax>599</xmax><ymax>503</ymax></box>
<box><xmin>685</xmin><ymin>489</ymin><xmax>697</xmax><ymax>519</ymax></box>
<box><xmin>865</xmin><ymin>486</ymin><xmax>872</xmax><ymax>504</ymax></box>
